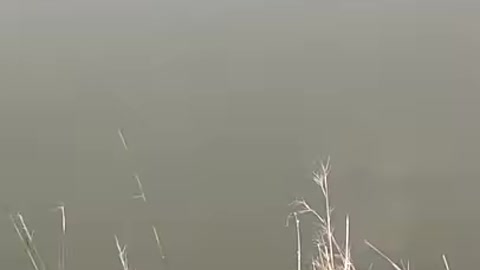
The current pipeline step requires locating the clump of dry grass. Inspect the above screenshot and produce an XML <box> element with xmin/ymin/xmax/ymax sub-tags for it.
<box><xmin>8</xmin><ymin>144</ymin><xmax>452</xmax><ymax>270</ymax></box>
<box><xmin>288</xmin><ymin>157</ymin><xmax>352</xmax><ymax>270</ymax></box>
<box><xmin>7</xmin><ymin>128</ymin><xmax>169</xmax><ymax>270</ymax></box>
<box><xmin>287</xmin><ymin>157</ymin><xmax>452</xmax><ymax>270</ymax></box>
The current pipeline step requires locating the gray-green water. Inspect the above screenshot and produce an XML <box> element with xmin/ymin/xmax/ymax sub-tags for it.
<box><xmin>1</xmin><ymin>1</ymin><xmax>479</xmax><ymax>269</ymax></box>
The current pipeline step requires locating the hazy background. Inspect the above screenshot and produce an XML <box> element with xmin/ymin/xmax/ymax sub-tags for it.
<box><xmin>1</xmin><ymin>0</ymin><xmax>479</xmax><ymax>269</ymax></box>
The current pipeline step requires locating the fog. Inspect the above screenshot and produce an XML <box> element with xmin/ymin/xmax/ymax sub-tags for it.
<box><xmin>1</xmin><ymin>1</ymin><xmax>479</xmax><ymax>269</ymax></box>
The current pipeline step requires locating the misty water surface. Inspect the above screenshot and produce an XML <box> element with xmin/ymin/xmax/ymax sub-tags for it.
<box><xmin>1</xmin><ymin>1</ymin><xmax>480</xmax><ymax>270</ymax></box>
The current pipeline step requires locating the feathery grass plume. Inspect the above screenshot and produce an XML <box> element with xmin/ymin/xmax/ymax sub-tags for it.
<box><xmin>290</xmin><ymin>156</ymin><xmax>353</xmax><ymax>270</ymax></box>
<box><xmin>290</xmin><ymin>157</ymin><xmax>454</xmax><ymax>270</ymax></box>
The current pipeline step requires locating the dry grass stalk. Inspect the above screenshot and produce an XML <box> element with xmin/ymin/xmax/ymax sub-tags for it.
<box><xmin>152</xmin><ymin>225</ymin><xmax>168</xmax><ymax>262</ymax></box>
<box><xmin>131</xmin><ymin>172</ymin><xmax>169</xmax><ymax>268</ymax></box>
<box><xmin>292</xmin><ymin>212</ymin><xmax>302</xmax><ymax>270</ymax></box>
<box><xmin>442</xmin><ymin>254</ymin><xmax>451</xmax><ymax>270</ymax></box>
<box><xmin>115</xmin><ymin>235</ymin><xmax>130</xmax><ymax>270</ymax></box>
<box><xmin>364</xmin><ymin>240</ymin><xmax>403</xmax><ymax>270</ymax></box>
<box><xmin>343</xmin><ymin>216</ymin><xmax>351</xmax><ymax>270</ymax></box>
<box><xmin>10</xmin><ymin>212</ymin><xmax>47</xmax><ymax>270</ymax></box>
<box><xmin>8</xmin><ymin>145</ymin><xmax>455</xmax><ymax>270</ymax></box>
<box><xmin>289</xmin><ymin>157</ymin><xmax>354</xmax><ymax>270</ymax></box>
<box><xmin>118</xmin><ymin>128</ymin><xmax>129</xmax><ymax>151</ymax></box>
<box><xmin>290</xmin><ymin>157</ymin><xmax>452</xmax><ymax>270</ymax></box>
<box><xmin>133</xmin><ymin>173</ymin><xmax>147</xmax><ymax>202</ymax></box>
<box><xmin>118</xmin><ymin>128</ymin><xmax>169</xmax><ymax>269</ymax></box>
<box><xmin>52</xmin><ymin>202</ymin><xmax>66</xmax><ymax>270</ymax></box>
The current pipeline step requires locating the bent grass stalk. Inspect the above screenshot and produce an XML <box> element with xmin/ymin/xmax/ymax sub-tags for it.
<box><xmin>51</xmin><ymin>202</ymin><xmax>66</xmax><ymax>270</ymax></box>
<box><xmin>364</xmin><ymin>240</ymin><xmax>403</xmax><ymax>270</ymax></box>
